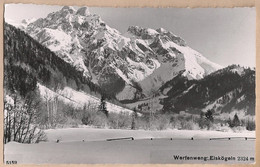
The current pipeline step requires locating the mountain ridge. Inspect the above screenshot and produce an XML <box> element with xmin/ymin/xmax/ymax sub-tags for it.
<box><xmin>4</xmin><ymin>6</ymin><xmax>255</xmax><ymax>118</ymax></box>
<box><xmin>6</xmin><ymin>6</ymin><xmax>222</xmax><ymax>100</ymax></box>
<box><xmin>159</xmin><ymin>64</ymin><xmax>255</xmax><ymax>115</ymax></box>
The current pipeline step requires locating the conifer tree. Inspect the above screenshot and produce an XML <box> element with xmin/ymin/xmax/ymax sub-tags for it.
<box><xmin>205</xmin><ymin>109</ymin><xmax>214</xmax><ymax>122</ymax></box>
<box><xmin>99</xmin><ymin>95</ymin><xmax>108</xmax><ymax>117</ymax></box>
<box><xmin>131</xmin><ymin>108</ymin><xmax>138</xmax><ymax>130</ymax></box>
<box><xmin>232</xmin><ymin>113</ymin><xmax>240</xmax><ymax>127</ymax></box>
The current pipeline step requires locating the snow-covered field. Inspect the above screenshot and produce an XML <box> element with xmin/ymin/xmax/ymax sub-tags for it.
<box><xmin>4</xmin><ymin>128</ymin><xmax>255</xmax><ymax>164</ymax></box>
<box><xmin>43</xmin><ymin>127</ymin><xmax>255</xmax><ymax>142</ymax></box>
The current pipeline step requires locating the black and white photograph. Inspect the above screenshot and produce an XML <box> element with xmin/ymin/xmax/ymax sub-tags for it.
<box><xmin>3</xmin><ymin>4</ymin><xmax>256</xmax><ymax>164</ymax></box>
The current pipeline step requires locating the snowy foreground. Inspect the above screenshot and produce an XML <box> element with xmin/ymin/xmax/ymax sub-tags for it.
<box><xmin>5</xmin><ymin>128</ymin><xmax>255</xmax><ymax>164</ymax></box>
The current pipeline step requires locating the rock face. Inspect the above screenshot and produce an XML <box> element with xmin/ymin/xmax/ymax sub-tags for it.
<box><xmin>10</xmin><ymin>6</ymin><xmax>222</xmax><ymax>100</ymax></box>
<box><xmin>76</xmin><ymin>7</ymin><xmax>91</xmax><ymax>16</ymax></box>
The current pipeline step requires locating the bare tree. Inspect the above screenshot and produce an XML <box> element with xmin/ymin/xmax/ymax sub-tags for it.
<box><xmin>42</xmin><ymin>87</ymin><xmax>61</xmax><ymax>128</ymax></box>
<box><xmin>4</xmin><ymin>92</ymin><xmax>46</xmax><ymax>144</ymax></box>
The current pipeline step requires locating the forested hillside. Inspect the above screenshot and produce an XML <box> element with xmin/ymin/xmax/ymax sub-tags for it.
<box><xmin>4</xmin><ymin>23</ymin><xmax>101</xmax><ymax>98</ymax></box>
<box><xmin>160</xmin><ymin>65</ymin><xmax>255</xmax><ymax>115</ymax></box>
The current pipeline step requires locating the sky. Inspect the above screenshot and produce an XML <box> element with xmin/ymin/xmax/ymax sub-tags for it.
<box><xmin>5</xmin><ymin>4</ymin><xmax>256</xmax><ymax>67</ymax></box>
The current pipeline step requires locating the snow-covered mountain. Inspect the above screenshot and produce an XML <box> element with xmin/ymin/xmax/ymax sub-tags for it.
<box><xmin>4</xmin><ymin>23</ymin><xmax>134</xmax><ymax>115</ymax></box>
<box><xmin>9</xmin><ymin>6</ymin><xmax>222</xmax><ymax>101</ymax></box>
<box><xmin>160</xmin><ymin>65</ymin><xmax>255</xmax><ymax>115</ymax></box>
<box><xmin>4</xmin><ymin>7</ymin><xmax>255</xmax><ymax>119</ymax></box>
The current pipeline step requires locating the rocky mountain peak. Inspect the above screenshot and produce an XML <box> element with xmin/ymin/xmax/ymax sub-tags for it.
<box><xmin>156</xmin><ymin>28</ymin><xmax>166</xmax><ymax>33</ymax></box>
<box><xmin>127</xmin><ymin>26</ymin><xmax>159</xmax><ymax>39</ymax></box>
<box><xmin>10</xmin><ymin>6</ymin><xmax>223</xmax><ymax>100</ymax></box>
<box><xmin>127</xmin><ymin>26</ymin><xmax>186</xmax><ymax>46</ymax></box>
<box><xmin>76</xmin><ymin>7</ymin><xmax>90</xmax><ymax>16</ymax></box>
<box><xmin>61</xmin><ymin>6</ymin><xmax>76</xmax><ymax>13</ymax></box>
<box><xmin>127</xmin><ymin>26</ymin><xmax>142</xmax><ymax>36</ymax></box>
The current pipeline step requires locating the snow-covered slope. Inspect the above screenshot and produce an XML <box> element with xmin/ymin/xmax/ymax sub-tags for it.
<box><xmin>37</xmin><ymin>83</ymin><xmax>134</xmax><ymax>114</ymax></box>
<box><xmin>10</xmin><ymin>6</ymin><xmax>222</xmax><ymax>100</ymax></box>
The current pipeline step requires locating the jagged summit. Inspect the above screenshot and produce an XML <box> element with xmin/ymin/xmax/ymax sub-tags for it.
<box><xmin>156</xmin><ymin>28</ymin><xmax>167</xmax><ymax>33</ymax></box>
<box><xmin>61</xmin><ymin>6</ymin><xmax>75</xmax><ymax>13</ymax></box>
<box><xmin>127</xmin><ymin>26</ymin><xmax>159</xmax><ymax>39</ymax></box>
<box><xmin>76</xmin><ymin>7</ymin><xmax>90</xmax><ymax>16</ymax></box>
<box><xmin>127</xmin><ymin>25</ymin><xmax>186</xmax><ymax>46</ymax></box>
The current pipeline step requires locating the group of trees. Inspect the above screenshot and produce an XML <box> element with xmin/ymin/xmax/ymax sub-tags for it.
<box><xmin>4</xmin><ymin>86</ymin><xmax>255</xmax><ymax>145</ymax></box>
<box><xmin>198</xmin><ymin>109</ymin><xmax>255</xmax><ymax>131</ymax></box>
<box><xmin>81</xmin><ymin>96</ymin><xmax>136</xmax><ymax>129</ymax></box>
<box><xmin>198</xmin><ymin>110</ymin><xmax>214</xmax><ymax>130</ymax></box>
<box><xmin>227</xmin><ymin>114</ymin><xmax>241</xmax><ymax>128</ymax></box>
<box><xmin>3</xmin><ymin>23</ymin><xmax>104</xmax><ymax>144</ymax></box>
<box><xmin>80</xmin><ymin>95</ymin><xmax>256</xmax><ymax>131</ymax></box>
<box><xmin>227</xmin><ymin>114</ymin><xmax>255</xmax><ymax>131</ymax></box>
<box><xmin>4</xmin><ymin>91</ymin><xmax>46</xmax><ymax>144</ymax></box>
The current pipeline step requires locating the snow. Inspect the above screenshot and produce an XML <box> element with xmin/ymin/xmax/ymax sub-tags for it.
<box><xmin>125</xmin><ymin>94</ymin><xmax>165</xmax><ymax>112</ymax></box>
<box><xmin>162</xmin><ymin>86</ymin><xmax>172</xmax><ymax>95</ymax></box>
<box><xmin>94</xmin><ymin>30</ymin><xmax>106</xmax><ymax>40</ymax></box>
<box><xmin>203</xmin><ymin>90</ymin><xmax>244</xmax><ymax>114</ymax></box>
<box><xmin>169</xmin><ymin>44</ymin><xmax>222</xmax><ymax>79</ymax></box>
<box><xmin>139</xmin><ymin>61</ymin><xmax>181</xmax><ymax>95</ymax></box>
<box><xmin>146</xmin><ymin>28</ymin><xmax>159</xmax><ymax>36</ymax></box>
<box><xmin>73</xmin><ymin>58</ymin><xmax>91</xmax><ymax>78</ymax></box>
<box><xmin>155</xmin><ymin>38</ymin><xmax>222</xmax><ymax>80</ymax></box>
<box><xmin>5</xmin><ymin>18</ymin><xmax>36</xmax><ymax>30</ymax></box>
<box><xmin>5</xmin><ymin>139</ymin><xmax>255</xmax><ymax>164</ymax></box>
<box><xmin>231</xmin><ymin>67</ymin><xmax>245</xmax><ymax>76</ymax></box>
<box><xmin>4</xmin><ymin>128</ymin><xmax>255</xmax><ymax>164</ymax></box>
<box><xmin>182</xmin><ymin>84</ymin><xmax>195</xmax><ymax>95</ymax></box>
<box><xmin>136</xmin><ymin>39</ymin><xmax>151</xmax><ymax>50</ymax></box>
<box><xmin>157</xmin><ymin>27</ymin><xmax>167</xmax><ymax>33</ymax></box>
<box><xmin>137</xmin><ymin>36</ymin><xmax>222</xmax><ymax>94</ymax></box>
<box><xmin>215</xmin><ymin>110</ymin><xmax>255</xmax><ymax>121</ymax></box>
<box><xmin>73</xmin><ymin>15</ymin><xmax>85</xmax><ymax>24</ymax></box>
<box><xmin>129</xmin><ymin>41</ymin><xmax>146</xmax><ymax>54</ymax></box>
<box><xmin>237</xmin><ymin>95</ymin><xmax>246</xmax><ymax>103</ymax></box>
<box><xmin>37</xmin><ymin>83</ymin><xmax>134</xmax><ymax>114</ymax></box>
<box><xmin>43</xmin><ymin>127</ymin><xmax>255</xmax><ymax>142</ymax></box>
<box><xmin>4</xmin><ymin>95</ymin><xmax>14</xmax><ymax>107</ymax></box>
<box><xmin>116</xmin><ymin>85</ymin><xmax>137</xmax><ymax>101</ymax></box>
<box><xmin>117</xmin><ymin>36</ymin><xmax>131</xmax><ymax>50</ymax></box>
<box><xmin>4</xmin><ymin>95</ymin><xmax>15</xmax><ymax>116</ymax></box>
<box><xmin>126</xmin><ymin>57</ymin><xmax>159</xmax><ymax>82</ymax></box>
<box><xmin>92</xmin><ymin>26</ymin><xmax>127</xmax><ymax>52</ymax></box>
<box><xmin>11</xmin><ymin>5</ymin><xmax>223</xmax><ymax>100</ymax></box>
<box><xmin>203</xmin><ymin>99</ymin><xmax>223</xmax><ymax>113</ymax></box>
<box><xmin>41</xmin><ymin>28</ymin><xmax>72</xmax><ymax>52</ymax></box>
<box><xmin>122</xmin><ymin>31</ymin><xmax>137</xmax><ymax>39</ymax></box>
<box><xmin>38</xmin><ymin>83</ymin><xmax>76</xmax><ymax>105</ymax></box>
<box><xmin>110</xmin><ymin>64</ymin><xmax>131</xmax><ymax>84</ymax></box>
